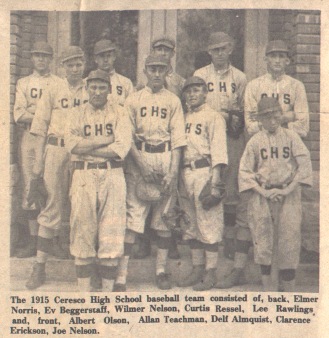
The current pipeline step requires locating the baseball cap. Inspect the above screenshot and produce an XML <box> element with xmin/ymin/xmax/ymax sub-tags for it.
<box><xmin>61</xmin><ymin>46</ymin><xmax>84</xmax><ymax>63</ymax></box>
<box><xmin>208</xmin><ymin>32</ymin><xmax>233</xmax><ymax>50</ymax></box>
<box><xmin>152</xmin><ymin>36</ymin><xmax>175</xmax><ymax>50</ymax></box>
<box><xmin>265</xmin><ymin>40</ymin><xmax>289</xmax><ymax>55</ymax></box>
<box><xmin>182</xmin><ymin>76</ymin><xmax>207</xmax><ymax>92</ymax></box>
<box><xmin>94</xmin><ymin>40</ymin><xmax>116</xmax><ymax>55</ymax></box>
<box><xmin>31</xmin><ymin>41</ymin><xmax>53</xmax><ymax>55</ymax></box>
<box><xmin>87</xmin><ymin>69</ymin><xmax>110</xmax><ymax>84</ymax></box>
<box><xmin>257</xmin><ymin>97</ymin><xmax>282</xmax><ymax>116</ymax></box>
<box><xmin>145</xmin><ymin>54</ymin><xmax>169</xmax><ymax>67</ymax></box>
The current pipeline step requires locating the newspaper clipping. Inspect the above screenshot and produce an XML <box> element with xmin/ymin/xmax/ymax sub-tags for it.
<box><xmin>1</xmin><ymin>0</ymin><xmax>328</xmax><ymax>337</ymax></box>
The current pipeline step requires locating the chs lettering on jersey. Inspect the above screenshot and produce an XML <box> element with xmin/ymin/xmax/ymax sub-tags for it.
<box><xmin>207</xmin><ymin>81</ymin><xmax>236</xmax><ymax>93</ymax></box>
<box><xmin>140</xmin><ymin>106</ymin><xmax>167</xmax><ymax>119</ymax></box>
<box><xmin>83</xmin><ymin>124</ymin><xmax>113</xmax><ymax>136</ymax></box>
<box><xmin>261</xmin><ymin>93</ymin><xmax>291</xmax><ymax>105</ymax></box>
<box><xmin>185</xmin><ymin>123</ymin><xmax>202</xmax><ymax>135</ymax></box>
<box><xmin>260</xmin><ymin>146</ymin><xmax>290</xmax><ymax>160</ymax></box>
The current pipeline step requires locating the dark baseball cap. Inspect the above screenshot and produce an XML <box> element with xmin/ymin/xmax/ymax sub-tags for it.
<box><xmin>87</xmin><ymin>70</ymin><xmax>110</xmax><ymax>84</ymax></box>
<box><xmin>61</xmin><ymin>46</ymin><xmax>84</xmax><ymax>63</ymax></box>
<box><xmin>31</xmin><ymin>41</ymin><xmax>53</xmax><ymax>55</ymax></box>
<box><xmin>94</xmin><ymin>40</ymin><xmax>116</xmax><ymax>55</ymax></box>
<box><xmin>257</xmin><ymin>97</ymin><xmax>282</xmax><ymax>116</ymax></box>
<box><xmin>182</xmin><ymin>76</ymin><xmax>207</xmax><ymax>92</ymax></box>
<box><xmin>208</xmin><ymin>32</ymin><xmax>233</xmax><ymax>51</ymax></box>
<box><xmin>265</xmin><ymin>40</ymin><xmax>289</xmax><ymax>55</ymax></box>
<box><xmin>152</xmin><ymin>36</ymin><xmax>175</xmax><ymax>50</ymax></box>
<box><xmin>145</xmin><ymin>54</ymin><xmax>169</xmax><ymax>67</ymax></box>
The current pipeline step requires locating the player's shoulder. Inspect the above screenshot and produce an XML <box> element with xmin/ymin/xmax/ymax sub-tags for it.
<box><xmin>280</xmin><ymin>127</ymin><xmax>302</xmax><ymax>140</ymax></box>
<box><xmin>115</xmin><ymin>72</ymin><xmax>133</xmax><ymax>85</ymax></box>
<box><xmin>230</xmin><ymin>66</ymin><xmax>246</xmax><ymax>79</ymax></box>
<box><xmin>247</xmin><ymin>73</ymin><xmax>267</xmax><ymax>86</ymax></box>
<box><xmin>194</xmin><ymin>64</ymin><xmax>211</xmax><ymax>77</ymax></box>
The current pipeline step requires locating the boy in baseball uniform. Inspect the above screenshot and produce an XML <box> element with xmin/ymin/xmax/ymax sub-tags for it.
<box><xmin>66</xmin><ymin>69</ymin><xmax>131</xmax><ymax>291</ymax></box>
<box><xmin>115</xmin><ymin>54</ymin><xmax>186</xmax><ymax>291</ymax></box>
<box><xmin>13</xmin><ymin>41</ymin><xmax>61</xmax><ymax>258</ymax></box>
<box><xmin>178</xmin><ymin>76</ymin><xmax>227</xmax><ymax>290</ymax></box>
<box><xmin>25</xmin><ymin>46</ymin><xmax>89</xmax><ymax>289</ymax></box>
<box><xmin>239</xmin><ymin>97</ymin><xmax>312</xmax><ymax>291</ymax></box>
<box><xmin>94</xmin><ymin>39</ymin><xmax>134</xmax><ymax>106</ymax></box>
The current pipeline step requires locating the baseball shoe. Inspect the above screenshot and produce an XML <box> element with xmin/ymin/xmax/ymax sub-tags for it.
<box><xmin>113</xmin><ymin>283</ymin><xmax>127</xmax><ymax>292</ymax></box>
<box><xmin>16</xmin><ymin>236</ymin><xmax>37</xmax><ymax>258</ymax></box>
<box><xmin>50</xmin><ymin>237</ymin><xmax>70</xmax><ymax>259</ymax></box>
<box><xmin>193</xmin><ymin>268</ymin><xmax>216</xmax><ymax>291</ymax></box>
<box><xmin>26</xmin><ymin>262</ymin><xmax>46</xmax><ymax>290</ymax></box>
<box><xmin>134</xmin><ymin>238</ymin><xmax>151</xmax><ymax>259</ymax></box>
<box><xmin>177</xmin><ymin>265</ymin><xmax>205</xmax><ymax>287</ymax></box>
<box><xmin>223</xmin><ymin>238</ymin><xmax>235</xmax><ymax>260</ymax></box>
<box><xmin>214</xmin><ymin>268</ymin><xmax>245</xmax><ymax>289</ymax></box>
<box><xmin>156</xmin><ymin>273</ymin><xmax>172</xmax><ymax>290</ymax></box>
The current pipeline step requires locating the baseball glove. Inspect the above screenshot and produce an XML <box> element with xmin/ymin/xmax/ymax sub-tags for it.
<box><xmin>26</xmin><ymin>177</ymin><xmax>48</xmax><ymax>209</ymax></box>
<box><xmin>135</xmin><ymin>176</ymin><xmax>164</xmax><ymax>202</ymax></box>
<box><xmin>199</xmin><ymin>180</ymin><xmax>226</xmax><ymax>211</ymax></box>
<box><xmin>227</xmin><ymin>109</ymin><xmax>245</xmax><ymax>139</ymax></box>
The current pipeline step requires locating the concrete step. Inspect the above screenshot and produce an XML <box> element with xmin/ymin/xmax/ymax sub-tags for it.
<box><xmin>11</xmin><ymin>245</ymin><xmax>319</xmax><ymax>293</ymax></box>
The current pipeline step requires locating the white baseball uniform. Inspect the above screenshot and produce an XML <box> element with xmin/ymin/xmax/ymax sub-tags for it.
<box><xmin>65</xmin><ymin>101</ymin><xmax>132</xmax><ymax>259</ymax></box>
<box><xmin>194</xmin><ymin>63</ymin><xmax>247</xmax><ymax>217</ymax></box>
<box><xmin>124</xmin><ymin>86</ymin><xmax>186</xmax><ymax>233</ymax></box>
<box><xmin>180</xmin><ymin>103</ymin><xmax>228</xmax><ymax>244</ymax></box>
<box><xmin>244</xmin><ymin>73</ymin><xmax>309</xmax><ymax>138</ymax></box>
<box><xmin>13</xmin><ymin>71</ymin><xmax>62</xmax><ymax>211</ymax></box>
<box><xmin>165</xmin><ymin>68</ymin><xmax>185</xmax><ymax>97</ymax></box>
<box><xmin>239</xmin><ymin>127</ymin><xmax>312</xmax><ymax>269</ymax></box>
<box><xmin>30</xmin><ymin>78</ymin><xmax>89</xmax><ymax>230</ymax></box>
<box><xmin>108</xmin><ymin>71</ymin><xmax>134</xmax><ymax>106</ymax></box>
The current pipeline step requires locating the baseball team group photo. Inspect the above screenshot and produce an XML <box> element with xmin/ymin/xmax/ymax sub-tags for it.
<box><xmin>9</xmin><ymin>9</ymin><xmax>320</xmax><ymax>293</ymax></box>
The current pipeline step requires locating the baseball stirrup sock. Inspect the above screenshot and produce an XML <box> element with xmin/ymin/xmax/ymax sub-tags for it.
<box><xmin>102</xmin><ymin>279</ymin><xmax>114</xmax><ymax>291</ymax></box>
<box><xmin>99</xmin><ymin>265</ymin><xmax>117</xmax><ymax>280</ymax></box>
<box><xmin>156</xmin><ymin>248</ymin><xmax>169</xmax><ymax>275</ymax></box>
<box><xmin>75</xmin><ymin>264</ymin><xmax>93</xmax><ymax>278</ymax></box>
<box><xmin>116</xmin><ymin>256</ymin><xmax>130</xmax><ymax>284</ymax></box>
<box><xmin>191</xmin><ymin>249</ymin><xmax>205</xmax><ymax>266</ymax></box>
<box><xmin>77</xmin><ymin>278</ymin><xmax>91</xmax><ymax>292</ymax></box>
<box><xmin>233</xmin><ymin>252</ymin><xmax>248</xmax><ymax>269</ymax></box>
<box><xmin>205</xmin><ymin>251</ymin><xmax>218</xmax><ymax>270</ymax></box>
<box><xmin>236</xmin><ymin>240</ymin><xmax>251</xmax><ymax>254</ymax></box>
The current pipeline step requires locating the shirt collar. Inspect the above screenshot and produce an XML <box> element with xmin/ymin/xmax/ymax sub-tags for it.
<box><xmin>211</xmin><ymin>63</ymin><xmax>232</xmax><ymax>76</ymax></box>
<box><xmin>145</xmin><ymin>85</ymin><xmax>165</xmax><ymax>94</ymax></box>
<box><xmin>87</xmin><ymin>102</ymin><xmax>108</xmax><ymax>113</ymax></box>
<box><xmin>190</xmin><ymin>103</ymin><xmax>206</xmax><ymax>113</ymax></box>
<box><xmin>32</xmin><ymin>70</ymin><xmax>51</xmax><ymax>78</ymax></box>
<box><xmin>267</xmin><ymin>72</ymin><xmax>286</xmax><ymax>82</ymax></box>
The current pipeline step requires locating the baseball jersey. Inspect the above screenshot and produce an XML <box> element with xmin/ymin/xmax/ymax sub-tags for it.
<box><xmin>14</xmin><ymin>71</ymin><xmax>61</xmax><ymax>124</ymax></box>
<box><xmin>239</xmin><ymin>127</ymin><xmax>312</xmax><ymax>192</ymax></box>
<box><xmin>108</xmin><ymin>70</ymin><xmax>134</xmax><ymax>106</ymax></box>
<box><xmin>165</xmin><ymin>67</ymin><xmax>185</xmax><ymax>97</ymax></box>
<box><xmin>244</xmin><ymin>73</ymin><xmax>309</xmax><ymax>137</ymax></box>
<box><xmin>184</xmin><ymin>103</ymin><xmax>228</xmax><ymax>167</ymax></box>
<box><xmin>194</xmin><ymin>63</ymin><xmax>247</xmax><ymax>112</ymax></box>
<box><xmin>65</xmin><ymin>101</ymin><xmax>132</xmax><ymax>163</ymax></box>
<box><xmin>30</xmin><ymin>78</ymin><xmax>89</xmax><ymax>139</ymax></box>
<box><xmin>125</xmin><ymin>86</ymin><xmax>186</xmax><ymax>149</ymax></box>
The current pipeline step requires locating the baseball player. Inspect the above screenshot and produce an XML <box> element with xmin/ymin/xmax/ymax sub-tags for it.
<box><xmin>193</xmin><ymin>32</ymin><xmax>248</xmax><ymax>275</ymax></box>
<box><xmin>239</xmin><ymin>97</ymin><xmax>312</xmax><ymax>291</ymax></box>
<box><xmin>245</xmin><ymin>40</ymin><xmax>309</xmax><ymax>138</ymax></box>
<box><xmin>135</xmin><ymin>36</ymin><xmax>185</xmax><ymax>260</ymax></box>
<box><xmin>177</xmin><ymin>76</ymin><xmax>227</xmax><ymax>291</ymax></box>
<box><xmin>65</xmin><ymin>69</ymin><xmax>131</xmax><ymax>291</ymax></box>
<box><xmin>115</xmin><ymin>54</ymin><xmax>186</xmax><ymax>291</ymax></box>
<box><xmin>13</xmin><ymin>41</ymin><xmax>62</xmax><ymax>258</ymax></box>
<box><xmin>219</xmin><ymin>40</ymin><xmax>310</xmax><ymax>289</ymax></box>
<box><xmin>94</xmin><ymin>39</ymin><xmax>134</xmax><ymax>106</ymax></box>
<box><xmin>25</xmin><ymin>46</ymin><xmax>89</xmax><ymax>290</ymax></box>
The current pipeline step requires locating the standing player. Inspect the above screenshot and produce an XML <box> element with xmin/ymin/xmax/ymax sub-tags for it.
<box><xmin>219</xmin><ymin>40</ymin><xmax>310</xmax><ymax>289</ymax></box>
<box><xmin>239</xmin><ymin>97</ymin><xmax>312</xmax><ymax>291</ymax></box>
<box><xmin>13</xmin><ymin>41</ymin><xmax>62</xmax><ymax>258</ymax></box>
<box><xmin>94</xmin><ymin>39</ymin><xmax>134</xmax><ymax>106</ymax></box>
<box><xmin>178</xmin><ymin>76</ymin><xmax>227</xmax><ymax>291</ymax></box>
<box><xmin>66</xmin><ymin>69</ymin><xmax>131</xmax><ymax>291</ymax></box>
<box><xmin>25</xmin><ymin>46</ymin><xmax>88</xmax><ymax>290</ymax></box>
<box><xmin>115</xmin><ymin>54</ymin><xmax>186</xmax><ymax>291</ymax></box>
<box><xmin>193</xmin><ymin>32</ymin><xmax>248</xmax><ymax>278</ymax></box>
<box><xmin>135</xmin><ymin>36</ymin><xmax>185</xmax><ymax>260</ymax></box>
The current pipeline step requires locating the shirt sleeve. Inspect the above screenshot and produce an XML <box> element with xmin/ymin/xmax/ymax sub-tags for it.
<box><xmin>30</xmin><ymin>88</ymin><xmax>53</xmax><ymax>137</ymax></box>
<box><xmin>209</xmin><ymin>113</ymin><xmax>228</xmax><ymax>167</ymax></box>
<box><xmin>238</xmin><ymin>137</ymin><xmax>259</xmax><ymax>192</ymax></box>
<box><xmin>244</xmin><ymin>80</ymin><xmax>262</xmax><ymax>136</ymax></box>
<box><xmin>65</xmin><ymin>107</ymin><xmax>84</xmax><ymax>153</ymax></box>
<box><xmin>126</xmin><ymin>78</ymin><xmax>135</xmax><ymax>98</ymax></box>
<box><xmin>169</xmin><ymin>96</ymin><xmax>187</xmax><ymax>149</ymax></box>
<box><xmin>291</xmin><ymin>132</ymin><xmax>313</xmax><ymax>187</ymax></box>
<box><xmin>107</xmin><ymin>105</ymin><xmax>132</xmax><ymax>160</ymax></box>
<box><xmin>236</xmin><ymin>72</ymin><xmax>247</xmax><ymax>109</ymax></box>
<box><xmin>287</xmin><ymin>81</ymin><xmax>309</xmax><ymax>138</ymax></box>
<box><xmin>13</xmin><ymin>79</ymin><xmax>29</xmax><ymax>123</ymax></box>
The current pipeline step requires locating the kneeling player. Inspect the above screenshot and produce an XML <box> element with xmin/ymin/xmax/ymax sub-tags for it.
<box><xmin>239</xmin><ymin>97</ymin><xmax>312</xmax><ymax>291</ymax></box>
<box><xmin>178</xmin><ymin>76</ymin><xmax>228</xmax><ymax>291</ymax></box>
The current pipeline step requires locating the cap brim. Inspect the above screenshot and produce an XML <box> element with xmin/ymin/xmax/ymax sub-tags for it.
<box><xmin>31</xmin><ymin>50</ymin><xmax>53</xmax><ymax>55</ymax></box>
<box><xmin>62</xmin><ymin>54</ymin><xmax>84</xmax><ymax>62</ymax></box>
<box><xmin>94</xmin><ymin>47</ymin><xmax>116</xmax><ymax>55</ymax></box>
<box><xmin>266</xmin><ymin>49</ymin><xmax>289</xmax><ymax>55</ymax></box>
<box><xmin>145</xmin><ymin>62</ymin><xmax>168</xmax><ymax>67</ymax></box>
<box><xmin>208</xmin><ymin>42</ymin><xmax>231</xmax><ymax>50</ymax></box>
<box><xmin>153</xmin><ymin>42</ymin><xmax>174</xmax><ymax>49</ymax></box>
<box><xmin>87</xmin><ymin>77</ymin><xmax>110</xmax><ymax>84</ymax></box>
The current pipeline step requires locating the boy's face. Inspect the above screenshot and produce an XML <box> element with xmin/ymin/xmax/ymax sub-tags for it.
<box><xmin>184</xmin><ymin>85</ymin><xmax>207</xmax><ymax>109</ymax></box>
<box><xmin>208</xmin><ymin>43</ymin><xmax>233</xmax><ymax>69</ymax></box>
<box><xmin>265</xmin><ymin>52</ymin><xmax>289</xmax><ymax>74</ymax></box>
<box><xmin>63</xmin><ymin>57</ymin><xmax>85</xmax><ymax>83</ymax></box>
<box><xmin>95</xmin><ymin>50</ymin><xmax>116</xmax><ymax>72</ymax></box>
<box><xmin>87</xmin><ymin>79</ymin><xmax>110</xmax><ymax>108</ymax></box>
<box><xmin>144</xmin><ymin>65</ymin><xmax>168</xmax><ymax>90</ymax></box>
<box><xmin>259</xmin><ymin>110</ymin><xmax>282</xmax><ymax>134</ymax></box>
<box><xmin>31</xmin><ymin>53</ymin><xmax>52</xmax><ymax>73</ymax></box>
<box><xmin>153</xmin><ymin>45</ymin><xmax>174</xmax><ymax>63</ymax></box>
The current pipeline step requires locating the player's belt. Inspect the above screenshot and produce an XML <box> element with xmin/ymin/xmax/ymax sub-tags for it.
<box><xmin>136</xmin><ymin>141</ymin><xmax>171</xmax><ymax>153</ymax></box>
<box><xmin>183</xmin><ymin>158</ymin><xmax>210</xmax><ymax>170</ymax></box>
<box><xmin>72</xmin><ymin>160</ymin><xmax>123</xmax><ymax>170</ymax></box>
<box><xmin>261</xmin><ymin>183</ymin><xmax>289</xmax><ymax>190</ymax></box>
<box><xmin>47</xmin><ymin>136</ymin><xmax>65</xmax><ymax>147</ymax></box>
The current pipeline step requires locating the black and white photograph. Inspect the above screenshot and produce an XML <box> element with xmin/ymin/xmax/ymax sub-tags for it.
<box><xmin>3</xmin><ymin>1</ymin><xmax>327</xmax><ymax>336</ymax></box>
